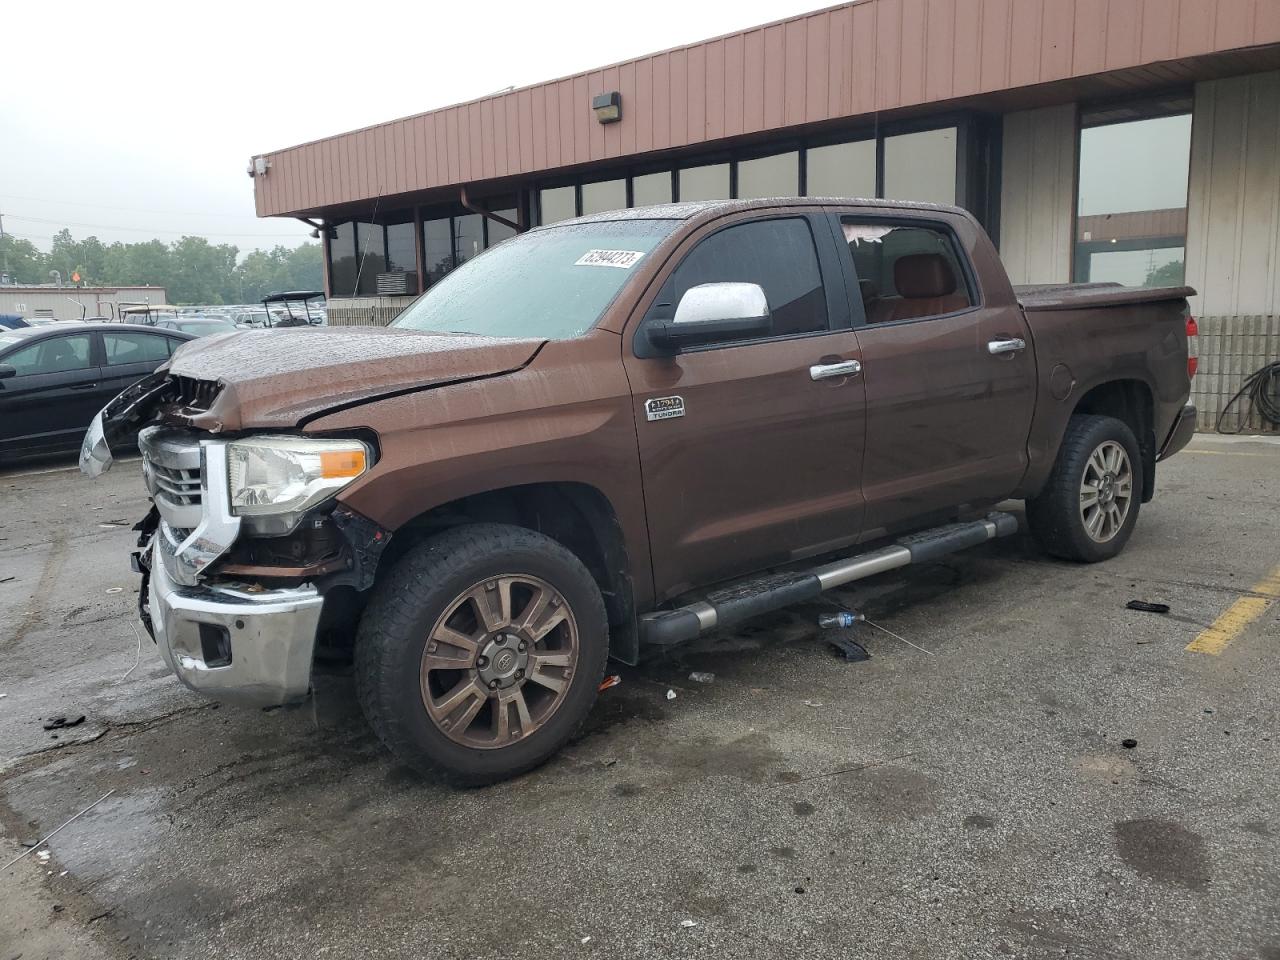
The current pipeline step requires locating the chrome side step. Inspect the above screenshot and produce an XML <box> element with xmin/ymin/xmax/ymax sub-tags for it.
<box><xmin>638</xmin><ymin>511</ymin><xmax>1018</xmax><ymax>647</ymax></box>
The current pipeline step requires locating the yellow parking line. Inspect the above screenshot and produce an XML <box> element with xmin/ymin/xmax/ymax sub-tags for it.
<box><xmin>1187</xmin><ymin>564</ymin><xmax>1280</xmax><ymax>655</ymax></box>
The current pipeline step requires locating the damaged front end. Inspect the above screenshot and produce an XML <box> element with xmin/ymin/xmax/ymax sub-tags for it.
<box><xmin>82</xmin><ymin>373</ymin><xmax>391</xmax><ymax>707</ymax></box>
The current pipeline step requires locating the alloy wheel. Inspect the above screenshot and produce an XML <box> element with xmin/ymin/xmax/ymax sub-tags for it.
<box><xmin>1079</xmin><ymin>439</ymin><xmax>1133</xmax><ymax>543</ymax></box>
<box><xmin>419</xmin><ymin>575</ymin><xmax>579</xmax><ymax>749</ymax></box>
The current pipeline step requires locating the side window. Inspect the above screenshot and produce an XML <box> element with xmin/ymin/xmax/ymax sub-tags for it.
<box><xmin>839</xmin><ymin>219</ymin><xmax>973</xmax><ymax>325</ymax></box>
<box><xmin>5</xmin><ymin>335</ymin><xmax>93</xmax><ymax>376</ymax></box>
<box><xmin>653</xmin><ymin>217</ymin><xmax>828</xmax><ymax>340</ymax></box>
<box><xmin>103</xmin><ymin>332</ymin><xmax>172</xmax><ymax>366</ymax></box>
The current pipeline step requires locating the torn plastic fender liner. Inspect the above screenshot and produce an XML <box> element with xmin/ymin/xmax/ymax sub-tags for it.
<box><xmin>327</xmin><ymin>505</ymin><xmax>393</xmax><ymax>592</ymax></box>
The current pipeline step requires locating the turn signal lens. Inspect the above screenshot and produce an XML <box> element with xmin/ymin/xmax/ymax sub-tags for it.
<box><xmin>1186</xmin><ymin>316</ymin><xmax>1199</xmax><ymax>337</ymax></box>
<box><xmin>320</xmin><ymin>449</ymin><xmax>367</xmax><ymax>478</ymax></box>
<box><xmin>1188</xmin><ymin>356</ymin><xmax>1198</xmax><ymax>378</ymax></box>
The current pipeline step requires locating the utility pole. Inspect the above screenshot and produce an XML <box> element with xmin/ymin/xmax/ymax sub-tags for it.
<box><xmin>0</xmin><ymin>209</ymin><xmax>9</xmax><ymax>282</ymax></box>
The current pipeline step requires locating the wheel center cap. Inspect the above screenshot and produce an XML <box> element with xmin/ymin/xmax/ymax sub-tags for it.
<box><xmin>477</xmin><ymin>634</ymin><xmax>529</xmax><ymax>688</ymax></box>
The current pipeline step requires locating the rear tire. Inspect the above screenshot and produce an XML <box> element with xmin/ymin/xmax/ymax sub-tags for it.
<box><xmin>355</xmin><ymin>523</ymin><xmax>609</xmax><ymax>785</ymax></box>
<box><xmin>1026</xmin><ymin>414</ymin><xmax>1142</xmax><ymax>563</ymax></box>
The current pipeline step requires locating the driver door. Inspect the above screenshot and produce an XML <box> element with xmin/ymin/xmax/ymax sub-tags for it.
<box><xmin>622</xmin><ymin>212</ymin><xmax>866</xmax><ymax>602</ymax></box>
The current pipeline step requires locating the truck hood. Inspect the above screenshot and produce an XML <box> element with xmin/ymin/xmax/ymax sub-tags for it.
<box><xmin>166</xmin><ymin>326</ymin><xmax>545</xmax><ymax>431</ymax></box>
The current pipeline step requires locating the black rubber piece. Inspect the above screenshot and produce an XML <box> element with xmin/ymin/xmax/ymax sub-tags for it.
<box><xmin>1026</xmin><ymin>413</ymin><xmax>1143</xmax><ymax>563</ymax></box>
<box><xmin>355</xmin><ymin>523</ymin><xmax>609</xmax><ymax>786</ymax></box>
<box><xmin>714</xmin><ymin>575</ymin><xmax>821</xmax><ymax>628</ymax></box>
<box><xmin>898</xmin><ymin>520</ymin><xmax>992</xmax><ymax>564</ymax></box>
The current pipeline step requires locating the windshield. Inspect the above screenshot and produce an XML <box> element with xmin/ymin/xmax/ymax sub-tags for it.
<box><xmin>394</xmin><ymin>218</ymin><xmax>678</xmax><ymax>339</ymax></box>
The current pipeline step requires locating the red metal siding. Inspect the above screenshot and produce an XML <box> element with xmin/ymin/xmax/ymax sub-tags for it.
<box><xmin>254</xmin><ymin>0</ymin><xmax>1280</xmax><ymax>216</ymax></box>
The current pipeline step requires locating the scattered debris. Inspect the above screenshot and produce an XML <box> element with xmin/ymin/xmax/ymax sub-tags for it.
<box><xmin>120</xmin><ymin>621</ymin><xmax>145</xmax><ymax>682</ymax></box>
<box><xmin>41</xmin><ymin>716</ymin><xmax>86</xmax><ymax>731</ymax></box>
<box><xmin>826</xmin><ymin>632</ymin><xmax>870</xmax><ymax>662</ymax></box>
<box><xmin>580</xmin><ymin>935</ymin><xmax>591</xmax><ymax>944</ymax></box>
<box><xmin>42</xmin><ymin>715</ymin><xmax>86</xmax><ymax>732</ymax></box>
<box><xmin>1122</xmin><ymin>738</ymin><xmax>1138</xmax><ymax>749</ymax></box>
<box><xmin>1204</xmin><ymin>708</ymin><xmax>1215</xmax><ymax>714</ymax></box>
<box><xmin>666</xmin><ymin>689</ymin><xmax>678</xmax><ymax>701</ymax></box>
<box><xmin>802</xmin><ymin>699</ymin><xmax>824</xmax><ymax>708</ymax></box>
<box><xmin>1</xmin><ymin>790</ymin><xmax>116</xmax><ymax>871</ymax></box>
<box><xmin>0</xmin><ymin>576</ymin><xmax>14</xmax><ymax>584</ymax></box>
<box><xmin>794</xmin><ymin>886</ymin><xmax>806</xmax><ymax>894</ymax></box>
<box><xmin>818</xmin><ymin>611</ymin><xmax>863</xmax><ymax>629</ymax></box>
<box><xmin>35</xmin><ymin>850</ymin><xmax>50</xmax><ymax>864</ymax></box>
<box><xmin>680</xmin><ymin>919</ymin><xmax>697</xmax><ymax>928</ymax></box>
<box><xmin>598</xmin><ymin>675</ymin><xmax>622</xmax><ymax>692</ymax></box>
<box><xmin>864</xmin><ymin>618</ymin><xmax>934</xmax><ymax>656</ymax></box>
<box><xmin>688</xmin><ymin>671</ymin><xmax>715</xmax><ymax>684</ymax></box>
<box><xmin>1126</xmin><ymin>600</ymin><xmax>1171</xmax><ymax>614</ymax></box>
<box><xmin>104</xmin><ymin>587</ymin><xmax>123</xmax><ymax>595</ymax></box>
<box><xmin>0</xmin><ymin>693</ymin><xmax>7</xmax><ymax>699</ymax></box>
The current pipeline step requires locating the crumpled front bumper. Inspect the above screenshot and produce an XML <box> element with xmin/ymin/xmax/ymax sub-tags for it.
<box><xmin>144</xmin><ymin>537</ymin><xmax>325</xmax><ymax>707</ymax></box>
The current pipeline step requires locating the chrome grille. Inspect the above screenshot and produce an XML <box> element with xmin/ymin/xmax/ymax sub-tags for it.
<box><xmin>150</xmin><ymin>462</ymin><xmax>202</xmax><ymax>506</ymax></box>
<box><xmin>139</xmin><ymin>426</ymin><xmax>205</xmax><ymax>531</ymax></box>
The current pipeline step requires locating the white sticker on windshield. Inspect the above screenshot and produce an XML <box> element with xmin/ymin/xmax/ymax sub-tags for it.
<box><xmin>575</xmin><ymin>249</ymin><xmax>645</xmax><ymax>269</ymax></box>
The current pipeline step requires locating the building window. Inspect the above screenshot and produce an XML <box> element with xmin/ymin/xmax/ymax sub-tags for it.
<box><xmin>632</xmin><ymin>171</ymin><xmax>672</xmax><ymax>206</ymax></box>
<box><xmin>454</xmin><ymin>214</ymin><xmax>484</xmax><ymax>268</ymax></box>
<box><xmin>679</xmin><ymin>163</ymin><xmax>730</xmax><ymax>201</ymax></box>
<box><xmin>883</xmin><ymin>128</ymin><xmax>957</xmax><ymax>206</ymax></box>
<box><xmin>1074</xmin><ymin>112</ymin><xmax>1192</xmax><ymax>287</ymax></box>
<box><xmin>423</xmin><ymin>217</ymin><xmax>453</xmax><ymax>287</ymax></box>
<box><xmin>539</xmin><ymin>186</ymin><xmax>576</xmax><ymax>224</ymax></box>
<box><xmin>353</xmin><ymin>223</ymin><xmax>387</xmax><ymax>296</ymax></box>
<box><xmin>487</xmin><ymin>208</ymin><xmax>518</xmax><ymax>246</ymax></box>
<box><xmin>581</xmin><ymin>178</ymin><xmax>627</xmax><ymax>215</ymax></box>
<box><xmin>328</xmin><ymin>221</ymin><xmax>358</xmax><ymax>297</ymax></box>
<box><xmin>385</xmin><ymin>220</ymin><xmax>418</xmax><ymax>292</ymax></box>
<box><xmin>805</xmin><ymin>140</ymin><xmax>876</xmax><ymax>198</ymax></box>
<box><xmin>736</xmin><ymin>152</ymin><xmax>799</xmax><ymax>200</ymax></box>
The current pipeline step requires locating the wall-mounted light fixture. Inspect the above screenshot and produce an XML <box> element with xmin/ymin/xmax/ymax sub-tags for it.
<box><xmin>592</xmin><ymin>92</ymin><xmax>622</xmax><ymax>124</ymax></box>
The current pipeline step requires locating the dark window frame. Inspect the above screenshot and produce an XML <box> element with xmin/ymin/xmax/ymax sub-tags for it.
<box><xmin>831</xmin><ymin>213</ymin><xmax>983</xmax><ymax>331</ymax></box>
<box><xmin>3</xmin><ymin>331</ymin><xmax>95</xmax><ymax>376</ymax></box>
<box><xmin>632</xmin><ymin>212</ymin><xmax>845</xmax><ymax>359</ymax></box>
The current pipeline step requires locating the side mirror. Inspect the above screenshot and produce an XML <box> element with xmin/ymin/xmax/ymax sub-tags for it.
<box><xmin>0</xmin><ymin>364</ymin><xmax>16</xmax><ymax>381</ymax></box>
<box><xmin>647</xmin><ymin>282</ymin><xmax>771</xmax><ymax>352</ymax></box>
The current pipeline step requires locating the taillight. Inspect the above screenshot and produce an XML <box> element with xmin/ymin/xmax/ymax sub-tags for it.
<box><xmin>1186</xmin><ymin>315</ymin><xmax>1198</xmax><ymax>379</ymax></box>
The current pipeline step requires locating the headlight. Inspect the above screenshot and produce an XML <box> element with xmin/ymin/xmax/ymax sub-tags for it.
<box><xmin>226</xmin><ymin>436</ymin><xmax>369</xmax><ymax>527</ymax></box>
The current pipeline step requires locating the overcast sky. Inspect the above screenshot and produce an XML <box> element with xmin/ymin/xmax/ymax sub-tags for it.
<box><xmin>2</xmin><ymin>0</ymin><xmax>820</xmax><ymax>256</ymax></box>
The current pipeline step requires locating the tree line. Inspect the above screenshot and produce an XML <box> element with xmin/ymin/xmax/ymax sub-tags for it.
<box><xmin>0</xmin><ymin>228</ymin><xmax>322</xmax><ymax>305</ymax></box>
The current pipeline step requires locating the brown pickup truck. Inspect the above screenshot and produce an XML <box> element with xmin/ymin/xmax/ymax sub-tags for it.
<box><xmin>81</xmin><ymin>198</ymin><xmax>1197</xmax><ymax>783</ymax></box>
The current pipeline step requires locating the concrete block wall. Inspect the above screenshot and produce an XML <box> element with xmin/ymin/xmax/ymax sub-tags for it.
<box><xmin>1190</xmin><ymin>315</ymin><xmax>1280</xmax><ymax>433</ymax></box>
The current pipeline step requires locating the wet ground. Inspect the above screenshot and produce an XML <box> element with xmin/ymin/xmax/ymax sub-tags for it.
<box><xmin>1</xmin><ymin>436</ymin><xmax>1278</xmax><ymax>959</ymax></box>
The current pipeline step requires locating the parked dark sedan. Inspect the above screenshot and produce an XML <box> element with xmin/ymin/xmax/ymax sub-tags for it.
<box><xmin>0</xmin><ymin>322</ymin><xmax>195</xmax><ymax>461</ymax></box>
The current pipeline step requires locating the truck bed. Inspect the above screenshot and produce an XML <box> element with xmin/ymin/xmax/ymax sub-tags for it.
<box><xmin>1015</xmin><ymin>282</ymin><xmax>1197</xmax><ymax>312</ymax></box>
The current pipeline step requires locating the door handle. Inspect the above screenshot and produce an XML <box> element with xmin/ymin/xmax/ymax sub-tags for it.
<box><xmin>69</xmin><ymin>382</ymin><xmax>99</xmax><ymax>390</ymax></box>
<box><xmin>810</xmin><ymin>359</ymin><xmax>862</xmax><ymax>381</ymax></box>
<box><xmin>987</xmin><ymin>337</ymin><xmax>1026</xmax><ymax>356</ymax></box>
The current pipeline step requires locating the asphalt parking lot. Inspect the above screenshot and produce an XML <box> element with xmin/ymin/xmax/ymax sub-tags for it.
<box><xmin>1</xmin><ymin>436</ymin><xmax>1278</xmax><ymax>960</ymax></box>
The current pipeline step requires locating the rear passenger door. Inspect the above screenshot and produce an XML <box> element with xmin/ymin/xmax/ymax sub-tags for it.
<box><xmin>624</xmin><ymin>212</ymin><xmax>866</xmax><ymax>601</ymax></box>
<box><xmin>833</xmin><ymin>212</ymin><xmax>1036</xmax><ymax>535</ymax></box>
<box><xmin>99</xmin><ymin>330</ymin><xmax>179</xmax><ymax>404</ymax></box>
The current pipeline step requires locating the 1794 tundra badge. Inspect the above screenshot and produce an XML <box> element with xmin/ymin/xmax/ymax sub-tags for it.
<box><xmin>645</xmin><ymin>396</ymin><xmax>685</xmax><ymax>422</ymax></box>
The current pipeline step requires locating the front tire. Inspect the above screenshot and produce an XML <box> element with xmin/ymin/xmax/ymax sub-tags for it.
<box><xmin>355</xmin><ymin>523</ymin><xmax>609</xmax><ymax>785</ymax></box>
<box><xmin>1026</xmin><ymin>414</ymin><xmax>1142</xmax><ymax>563</ymax></box>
